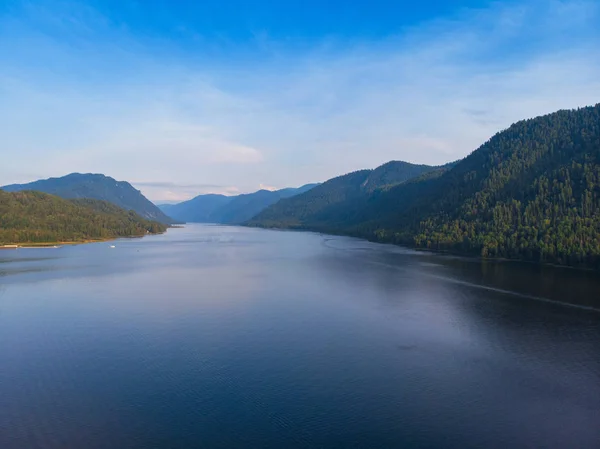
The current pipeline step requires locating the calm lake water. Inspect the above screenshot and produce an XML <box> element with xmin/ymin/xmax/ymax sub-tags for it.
<box><xmin>1</xmin><ymin>224</ymin><xmax>599</xmax><ymax>448</ymax></box>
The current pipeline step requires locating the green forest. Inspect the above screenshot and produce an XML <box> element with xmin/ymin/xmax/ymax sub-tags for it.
<box><xmin>0</xmin><ymin>190</ymin><xmax>167</xmax><ymax>245</ymax></box>
<box><xmin>2</xmin><ymin>172</ymin><xmax>174</xmax><ymax>224</ymax></box>
<box><xmin>249</xmin><ymin>161</ymin><xmax>441</xmax><ymax>228</ymax></box>
<box><xmin>250</xmin><ymin>104</ymin><xmax>600</xmax><ymax>269</ymax></box>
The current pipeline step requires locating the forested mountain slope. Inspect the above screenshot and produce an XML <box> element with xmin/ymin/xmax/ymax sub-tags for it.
<box><xmin>248</xmin><ymin>161</ymin><xmax>440</xmax><ymax>228</ymax></box>
<box><xmin>0</xmin><ymin>190</ymin><xmax>166</xmax><ymax>244</ymax></box>
<box><xmin>2</xmin><ymin>173</ymin><xmax>174</xmax><ymax>224</ymax></box>
<box><xmin>250</xmin><ymin>105</ymin><xmax>600</xmax><ymax>269</ymax></box>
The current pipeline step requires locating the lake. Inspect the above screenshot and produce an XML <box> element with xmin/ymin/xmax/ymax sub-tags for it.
<box><xmin>1</xmin><ymin>224</ymin><xmax>599</xmax><ymax>448</ymax></box>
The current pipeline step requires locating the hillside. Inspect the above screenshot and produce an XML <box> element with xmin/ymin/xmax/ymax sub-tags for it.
<box><xmin>248</xmin><ymin>161</ymin><xmax>439</xmax><ymax>228</ymax></box>
<box><xmin>2</xmin><ymin>173</ymin><xmax>174</xmax><ymax>224</ymax></box>
<box><xmin>161</xmin><ymin>184</ymin><xmax>318</xmax><ymax>224</ymax></box>
<box><xmin>250</xmin><ymin>105</ymin><xmax>600</xmax><ymax>269</ymax></box>
<box><xmin>0</xmin><ymin>190</ymin><xmax>167</xmax><ymax>245</ymax></box>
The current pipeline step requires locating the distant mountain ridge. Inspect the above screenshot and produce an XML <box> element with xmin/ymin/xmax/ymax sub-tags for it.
<box><xmin>250</xmin><ymin>104</ymin><xmax>600</xmax><ymax>269</ymax></box>
<box><xmin>161</xmin><ymin>184</ymin><xmax>318</xmax><ymax>224</ymax></box>
<box><xmin>160</xmin><ymin>194</ymin><xmax>233</xmax><ymax>223</ymax></box>
<box><xmin>2</xmin><ymin>173</ymin><xmax>174</xmax><ymax>224</ymax></box>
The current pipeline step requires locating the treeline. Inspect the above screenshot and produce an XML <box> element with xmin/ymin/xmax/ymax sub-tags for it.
<box><xmin>250</xmin><ymin>104</ymin><xmax>600</xmax><ymax>269</ymax></box>
<box><xmin>0</xmin><ymin>190</ymin><xmax>167</xmax><ymax>244</ymax></box>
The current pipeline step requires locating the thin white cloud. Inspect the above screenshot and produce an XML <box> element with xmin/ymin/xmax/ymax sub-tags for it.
<box><xmin>259</xmin><ymin>184</ymin><xmax>278</xmax><ymax>192</ymax></box>
<box><xmin>144</xmin><ymin>185</ymin><xmax>240</xmax><ymax>202</ymax></box>
<box><xmin>0</xmin><ymin>0</ymin><xmax>599</xmax><ymax>202</ymax></box>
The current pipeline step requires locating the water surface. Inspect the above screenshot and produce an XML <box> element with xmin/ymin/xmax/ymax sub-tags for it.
<box><xmin>1</xmin><ymin>224</ymin><xmax>599</xmax><ymax>448</ymax></box>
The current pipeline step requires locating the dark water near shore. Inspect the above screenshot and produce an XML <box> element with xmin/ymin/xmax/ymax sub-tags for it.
<box><xmin>1</xmin><ymin>224</ymin><xmax>599</xmax><ymax>448</ymax></box>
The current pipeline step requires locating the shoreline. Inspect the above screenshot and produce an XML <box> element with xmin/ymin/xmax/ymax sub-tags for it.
<box><xmin>244</xmin><ymin>223</ymin><xmax>600</xmax><ymax>272</ymax></box>
<box><xmin>1</xmin><ymin>238</ymin><xmax>115</xmax><ymax>249</ymax></box>
<box><xmin>1</xmin><ymin>230</ymin><xmax>167</xmax><ymax>249</ymax></box>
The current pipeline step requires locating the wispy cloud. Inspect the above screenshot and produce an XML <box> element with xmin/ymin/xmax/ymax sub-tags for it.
<box><xmin>259</xmin><ymin>183</ymin><xmax>278</xmax><ymax>192</ymax></box>
<box><xmin>133</xmin><ymin>181</ymin><xmax>226</xmax><ymax>189</ymax></box>
<box><xmin>1</xmin><ymin>0</ymin><xmax>599</xmax><ymax>201</ymax></box>
<box><xmin>131</xmin><ymin>182</ymin><xmax>241</xmax><ymax>202</ymax></box>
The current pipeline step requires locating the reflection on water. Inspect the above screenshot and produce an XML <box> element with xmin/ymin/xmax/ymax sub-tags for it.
<box><xmin>0</xmin><ymin>224</ymin><xmax>599</xmax><ymax>449</ymax></box>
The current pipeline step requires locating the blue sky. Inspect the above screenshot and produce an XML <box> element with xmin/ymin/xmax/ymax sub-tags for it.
<box><xmin>1</xmin><ymin>0</ymin><xmax>599</xmax><ymax>201</ymax></box>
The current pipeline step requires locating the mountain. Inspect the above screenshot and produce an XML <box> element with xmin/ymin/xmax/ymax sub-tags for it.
<box><xmin>0</xmin><ymin>190</ymin><xmax>167</xmax><ymax>245</ymax></box>
<box><xmin>248</xmin><ymin>161</ymin><xmax>440</xmax><ymax>228</ymax></box>
<box><xmin>160</xmin><ymin>183</ymin><xmax>318</xmax><ymax>224</ymax></box>
<box><xmin>2</xmin><ymin>173</ymin><xmax>174</xmax><ymax>224</ymax></box>
<box><xmin>159</xmin><ymin>194</ymin><xmax>233</xmax><ymax>223</ymax></box>
<box><xmin>250</xmin><ymin>104</ymin><xmax>600</xmax><ymax>269</ymax></box>
<box><xmin>213</xmin><ymin>184</ymin><xmax>318</xmax><ymax>224</ymax></box>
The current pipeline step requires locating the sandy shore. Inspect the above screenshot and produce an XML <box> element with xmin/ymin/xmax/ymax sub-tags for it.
<box><xmin>1</xmin><ymin>239</ymin><xmax>114</xmax><ymax>249</ymax></box>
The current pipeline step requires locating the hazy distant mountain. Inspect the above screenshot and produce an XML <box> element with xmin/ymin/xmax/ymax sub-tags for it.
<box><xmin>159</xmin><ymin>194</ymin><xmax>233</xmax><ymax>223</ymax></box>
<box><xmin>2</xmin><ymin>173</ymin><xmax>174</xmax><ymax>224</ymax></box>
<box><xmin>250</xmin><ymin>104</ymin><xmax>600</xmax><ymax>269</ymax></box>
<box><xmin>161</xmin><ymin>184</ymin><xmax>318</xmax><ymax>224</ymax></box>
